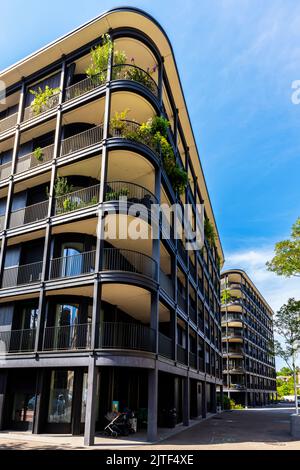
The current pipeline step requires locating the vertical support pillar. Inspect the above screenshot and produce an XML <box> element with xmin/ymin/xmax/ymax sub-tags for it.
<box><xmin>151</xmin><ymin>291</ymin><xmax>159</xmax><ymax>354</ymax></box>
<box><xmin>84</xmin><ymin>358</ymin><xmax>98</xmax><ymax>446</ymax></box>
<box><xmin>220</xmin><ymin>385</ymin><xmax>224</xmax><ymax>410</ymax></box>
<box><xmin>0</xmin><ymin>371</ymin><xmax>8</xmax><ymax>430</ymax></box>
<box><xmin>202</xmin><ymin>381</ymin><xmax>207</xmax><ymax>419</ymax></box>
<box><xmin>72</xmin><ymin>369</ymin><xmax>84</xmax><ymax>436</ymax></box>
<box><xmin>158</xmin><ymin>57</ymin><xmax>164</xmax><ymax>110</ymax></box>
<box><xmin>183</xmin><ymin>376</ymin><xmax>190</xmax><ymax>426</ymax></box>
<box><xmin>211</xmin><ymin>383</ymin><xmax>217</xmax><ymax>413</ymax></box>
<box><xmin>147</xmin><ymin>368</ymin><xmax>158</xmax><ymax>442</ymax></box>
<box><xmin>35</xmin><ymin>57</ymin><xmax>66</xmax><ymax>352</ymax></box>
<box><xmin>0</xmin><ymin>80</ymin><xmax>25</xmax><ymax>284</ymax></box>
<box><xmin>33</xmin><ymin>369</ymin><xmax>46</xmax><ymax>434</ymax></box>
<box><xmin>245</xmin><ymin>390</ymin><xmax>248</xmax><ymax>409</ymax></box>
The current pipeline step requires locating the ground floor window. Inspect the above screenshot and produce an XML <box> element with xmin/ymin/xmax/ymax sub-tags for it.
<box><xmin>47</xmin><ymin>370</ymin><xmax>74</xmax><ymax>424</ymax></box>
<box><xmin>12</xmin><ymin>392</ymin><xmax>35</xmax><ymax>426</ymax></box>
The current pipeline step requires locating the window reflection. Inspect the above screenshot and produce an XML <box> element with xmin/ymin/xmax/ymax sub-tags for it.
<box><xmin>48</xmin><ymin>370</ymin><xmax>74</xmax><ymax>424</ymax></box>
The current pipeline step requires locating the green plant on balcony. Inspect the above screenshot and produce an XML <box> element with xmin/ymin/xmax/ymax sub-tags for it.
<box><xmin>111</xmin><ymin>112</ymin><xmax>188</xmax><ymax>195</ymax></box>
<box><xmin>204</xmin><ymin>218</ymin><xmax>216</xmax><ymax>247</ymax></box>
<box><xmin>110</xmin><ymin>109</ymin><xmax>131</xmax><ymax>135</ymax></box>
<box><xmin>221</xmin><ymin>288</ymin><xmax>233</xmax><ymax>305</ymax></box>
<box><xmin>54</xmin><ymin>176</ymin><xmax>74</xmax><ymax>197</ymax></box>
<box><xmin>33</xmin><ymin>147</ymin><xmax>44</xmax><ymax>162</ymax></box>
<box><xmin>123</xmin><ymin>59</ymin><xmax>156</xmax><ymax>90</ymax></box>
<box><xmin>105</xmin><ymin>187</ymin><xmax>130</xmax><ymax>201</ymax></box>
<box><xmin>30</xmin><ymin>86</ymin><xmax>60</xmax><ymax>116</ymax></box>
<box><xmin>86</xmin><ymin>33</ymin><xmax>126</xmax><ymax>83</ymax></box>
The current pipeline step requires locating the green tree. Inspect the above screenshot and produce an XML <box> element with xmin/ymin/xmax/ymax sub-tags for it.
<box><xmin>277</xmin><ymin>366</ymin><xmax>293</xmax><ymax>376</ymax></box>
<box><xmin>266</xmin><ymin>217</ymin><xmax>300</xmax><ymax>277</ymax></box>
<box><xmin>273</xmin><ymin>298</ymin><xmax>300</xmax><ymax>413</ymax></box>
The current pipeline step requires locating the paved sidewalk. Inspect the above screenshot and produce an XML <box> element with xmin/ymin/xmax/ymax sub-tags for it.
<box><xmin>0</xmin><ymin>408</ymin><xmax>299</xmax><ymax>450</ymax></box>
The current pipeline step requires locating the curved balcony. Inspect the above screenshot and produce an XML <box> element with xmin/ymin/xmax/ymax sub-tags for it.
<box><xmin>111</xmin><ymin>64</ymin><xmax>159</xmax><ymax>98</ymax></box>
<box><xmin>104</xmin><ymin>180</ymin><xmax>157</xmax><ymax>207</ymax></box>
<box><xmin>109</xmin><ymin>119</ymin><xmax>158</xmax><ymax>157</ymax></box>
<box><xmin>48</xmin><ymin>247</ymin><xmax>157</xmax><ymax>282</ymax></box>
<box><xmin>222</xmin><ymin>346</ymin><xmax>244</xmax><ymax>357</ymax></box>
<box><xmin>222</xmin><ymin>330</ymin><xmax>244</xmax><ymax>342</ymax></box>
<box><xmin>222</xmin><ymin>313</ymin><xmax>243</xmax><ymax>324</ymax></box>
<box><xmin>9</xmin><ymin>199</ymin><xmax>49</xmax><ymax>229</ymax></box>
<box><xmin>98</xmin><ymin>322</ymin><xmax>155</xmax><ymax>353</ymax></box>
<box><xmin>64</xmin><ymin>64</ymin><xmax>158</xmax><ymax>103</ymax></box>
<box><xmin>103</xmin><ymin>248</ymin><xmax>157</xmax><ymax>281</ymax></box>
<box><xmin>223</xmin><ymin>366</ymin><xmax>246</xmax><ymax>374</ymax></box>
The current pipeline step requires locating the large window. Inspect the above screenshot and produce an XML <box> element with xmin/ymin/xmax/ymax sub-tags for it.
<box><xmin>48</xmin><ymin>370</ymin><xmax>74</xmax><ymax>424</ymax></box>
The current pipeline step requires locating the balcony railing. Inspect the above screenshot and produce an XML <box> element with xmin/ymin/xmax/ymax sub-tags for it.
<box><xmin>54</xmin><ymin>184</ymin><xmax>100</xmax><ymax>215</ymax></box>
<box><xmin>222</xmin><ymin>313</ymin><xmax>243</xmax><ymax>323</ymax></box>
<box><xmin>0</xmin><ymin>112</ymin><xmax>18</xmax><ymax>134</ymax></box>
<box><xmin>222</xmin><ymin>347</ymin><xmax>244</xmax><ymax>356</ymax></box>
<box><xmin>103</xmin><ymin>248</ymin><xmax>157</xmax><ymax>280</ymax></box>
<box><xmin>65</xmin><ymin>74</ymin><xmax>106</xmax><ymax>102</ymax></box>
<box><xmin>99</xmin><ymin>322</ymin><xmax>155</xmax><ymax>352</ymax></box>
<box><xmin>223</xmin><ymin>330</ymin><xmax>243</xmax><ymax>339</ymax></box>
<box><xmin>105</xmin><ymin>181</ymin><xmax>157</xmax><ymax>206</ymax></box>
<box><xmin>42</xmin><ymin>323</ymin><xmax>91</xmax><ymax>351</ymax></box>
<box><xmin>60</xmin><ymin>125</ymin><xmax>104</xmax><ymax>157</ymax></box>
<box><xmin>177</xmin><ymin>344</ymin><xmax>187</xmax><ymax>364</ymax></box>
<box><xmin>0</xmin><ymin>161</ymin><xmax>12</xmax><ymax>180</ymax></box>
<box><xmin>9</xmin><ymin>200</ymin><xmax>49</xmax><ymax>229</ymax></box>
<box><xmin>158</xmin><ymin>332</ymin><xmax>173</xmax><ymax>359</ymax></box>
<box><xmin>16</xmin><ymin>144</ymin><xmax>54</xmax><ymax>174</ymax></box>
<box><xmin>0</xmin><ymin>215</ymin><xmax>5</xmax><ymax>232</ymax></box>
<box><xmin>160</xmin><ymin>270</ymin><xmax>174</xmax><ymax>298</ymax></box>
<box><xmin>112</xmin><ymin>64</ymin><xmax>159</xmax><ymax>98</ymax></box>
<box><xmin>189</xmin><ymin>351</ymin><xmax>197</xmax><ymax>369</ymax></box>
<box><xmin>0</xmin><ymin>328</ymin><xmax>36</xmax><ymax>353</ymax></box>
<box><xmin>49</xmin><ymin>250</ymin><xmax>96</xmax><ymax>280</ymax></box>
<box><xmin>109</xmin><ymin>120</ymin><xmax>158</xmax><ymax>154</ymax></box>
<box><xmin>23</xmin><ymin>93</ymin><xmax>60</xmax><ymax>122</ymax></box>
<box><xmin>2</xmin><ymin>260</ymin><xmax>43</xmax><ymax>288</ymax></box>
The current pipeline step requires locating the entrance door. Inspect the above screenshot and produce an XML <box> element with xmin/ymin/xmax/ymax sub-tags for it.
<box><xmin>46</xmin><ymin>369</ymin><xmax>74</xmax><ymax>433</ymax></box>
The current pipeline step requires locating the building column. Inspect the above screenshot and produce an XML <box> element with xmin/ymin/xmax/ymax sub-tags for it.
<box><xmin>202</xmin><ymin>381</ymin><xmax>207</xmax><ymax>419</ymax></box>
<box><xmin>147</xmin><ymin>368</ymin><xmax>158</xmax><ymax>442</ymax></box>
<box><xmin>72</xmin><ymin>369</ymin><xmax>84</xmax><ymax>436</ymax></box>
<box><xmin>183</xmin><ymin>376</ymin><xmax>190</xmax><ymax>426</ymax></box>
<box><xmin>33</xmin><ymin>369</ymin><xmax>46</xmax><ymax>434</ymax></box>
<box><xmin>245</xmin><ymin>390</ymin><xmax>248</xmax><ymax>409</ymax></box>
<box><xmin>0</xmin><ymin>371</ymin><xmax>8</xmax><ymax>430</ymax></box>
<box><xmin>220</xmin><ymin>385</ymin><xmax>224</xmax><ymax>410</ymax></box>
<box><xmin>84</xmin><ymin>359</ymin><xmax>98</xmax><ymax>446</ymax></box>
<box><xmin>211</xmin><ymin>383</ymin><xmax>217</xmax><ymax>413</ymax></box>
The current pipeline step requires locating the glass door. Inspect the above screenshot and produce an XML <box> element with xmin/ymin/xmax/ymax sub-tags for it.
<box><xmin>54</xmin><ymin>303</ymin><xmax>79</xmax><ymax>350</ymax></box>
<box><xmin>61</xmin><ymin>243</ymin><xmax>83</xmax><ymax>277</ymax></box>
<box><xmin>47</xmin><ymin>370</ymin><xmax>74</xmax><ymax>433</ymax></box>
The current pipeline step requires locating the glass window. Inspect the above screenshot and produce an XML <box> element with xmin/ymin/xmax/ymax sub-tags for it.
<box><xmin>81</xmin><ymin>373</ymin><xmax>88</xmax><ymax>423</ymax></box>
<box><xmin>61</xmin><ymin>243</ymin><xmax>83</xmax><ymax>277</ymax></box>
<box><xmin>12</xmin><ymin>393</ymin><xmax>35</xmax><ymax>425</ymax></box>
<box><xmin>48</xmin><ymin>370</ymin><xmax>74</xmax><ymax>424</ymax></box>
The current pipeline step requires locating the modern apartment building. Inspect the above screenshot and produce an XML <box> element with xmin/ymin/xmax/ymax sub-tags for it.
<box><xmin>0</xmin><ymin>7</ymin><xmax>224</xmax><ymax>445</ymax></box>
<box><xmin>221</xmin><ymin>270</ymin><xmax>276</xmax><ymax>407</ymax></box>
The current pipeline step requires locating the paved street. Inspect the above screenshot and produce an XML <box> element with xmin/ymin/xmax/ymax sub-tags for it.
<box><xmin>0</xmin><ymin>407</ymin><xmax>299</xmax><ymax>450</ymax></box>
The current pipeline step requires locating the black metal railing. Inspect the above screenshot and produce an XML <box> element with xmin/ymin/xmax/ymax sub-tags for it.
<box><xmin>65</xmin><ymin>74</ymin><xmax>106</xmax><ymax>101</ymax></box>
<box><xmin>222</xmin><ymin>347</ymin><xmax>244</xmax><ymax>356</ymax></box>
<box><xmin>0</xmin><ymin>161</ymin><xmax>12</xmax><ymax>180</ymax></box>
<box><xmin>109</xmin><ymin>119</ymin><xmax>158</xmax><ymax>154</ymax></box>
<box><xmin>16</xmin><ymin>144</ymin><xmax>54</xmax><ymax>174</ymax></box>
<box><xmin>160</xmin><ymin>270</ymin><xmax>174</xmax><ymax>298</ymax></box>
<box><xmin>189</xmin><ymin>351</ymin><xmax>197</xmax><ymax>369</ymax></box>
<box><xmin>0</xmin><ymin>112</ymin><xmax>18</xmax><ymax>134</ymax></box>
<box><xmin>177</xmin><ymin>344</ymin><xmax>187</xmax><ymax>364</ymax></box>
<box><xmin>112</xmin><ymin>64</ymin><xmax>158</xmax><ymax>97</ymax></box>
<box><xmin>23</xmin><ymin>93</ymin><xmax>60</xmax><ymax>121</ymax></box>
<box><xmin>54</xmin><ymin>184</ymin><xmax>100</xmax><ymax>215</ymax></box>
<box><xmin>103</xmin><ymin>248</ymin><xmax>157</xmax><ymax>280</ymax></box>
<box><xmin>42</xmin><ymin>323</ymin><xmax>91</xmax><ymax>351</ymax></box>
<box><xmin>177</xmin><ymin>290</ymin><xmax>186</xmax><ymax>312</ymax></box>
<box><xmin>158</xmin><ymin>332</ymin><xmax>173</xmax><ymax>359</ymax></box>
<box><xmin>222</xmin><ymin>313</ymin><xmax>243</xmax><ymax>323</ymax></box>
<box><xmin>49</xmin><ymin>250</ymin><xmax>96</xmax><ymax>279</ymax></box>
<box><xmin>9</xmin><ymin>200</ymin><xmax>49</xmax><ymax>229</ymax></box>
<box><xmin>0</xmin><ymin>328</ymin><xmax>36</xmax><ymax>353</ymax></box>
<box><xmin>60</xmin><ymin>125</ymin><xmax>104</xmax><ymax>157</ymax></box>
<box><xmin>2</xmin><ymin>261</ymin><xmax>43</xmax><ymax>288</ymax></box>
<box><xmin>105</xmin><ymin>181</ymin><xmax>157</xmax><ymax>206</ymax></box>
<box><xmin>99</xmin><ymin>322</ymin><xmax>155</xmax><ymax>352</ymax></box>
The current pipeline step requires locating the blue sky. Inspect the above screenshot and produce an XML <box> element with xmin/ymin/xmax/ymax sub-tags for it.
<box><xmin>1</xmin><ymin>0</ymin><xmax>300</xmax><ymax>368</ymax></box>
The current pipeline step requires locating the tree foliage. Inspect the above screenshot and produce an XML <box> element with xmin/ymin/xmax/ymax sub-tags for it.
<box><xmin>266</xmin><ymin>217</ymin><xmax>300</xmax><ymax>277</ymax></box>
